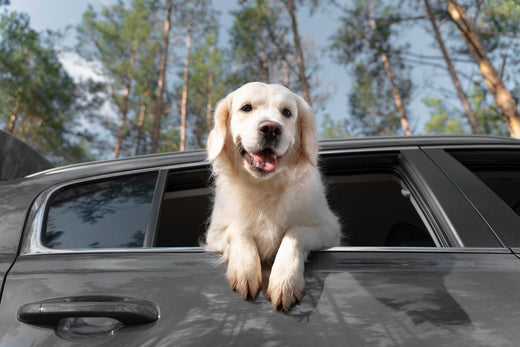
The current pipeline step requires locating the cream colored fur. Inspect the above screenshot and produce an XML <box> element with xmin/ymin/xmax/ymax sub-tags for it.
<box><xmin>205</xmin><ymin>82</ymin><xmax>340</xmax><ymax>312</ymax></box>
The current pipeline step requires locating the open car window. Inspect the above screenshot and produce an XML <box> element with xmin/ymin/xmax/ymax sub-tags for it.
<box><xmin>154</xmin><ymin>152</ymin><xmax>437</xmax><ymax>248</ymax></box>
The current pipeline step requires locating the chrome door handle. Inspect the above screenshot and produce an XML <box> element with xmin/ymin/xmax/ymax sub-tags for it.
<box><xmin>18</xmin><ymin>295</ymin><xmax>159</xmax><ymax>325</ymax></box>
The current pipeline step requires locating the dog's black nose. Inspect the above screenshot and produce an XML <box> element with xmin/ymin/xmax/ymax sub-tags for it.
<box><xmin>258</xmin><ymin>121</ymin><xmax>283</xmax><ymax>143</ymax></box>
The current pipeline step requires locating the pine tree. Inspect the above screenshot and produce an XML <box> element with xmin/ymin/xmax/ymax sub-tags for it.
<box><xmin>152</xmin><ymin>0</ymin><xmax>172</xmax><ymax>154</ymax></box>
<box><xmin>76</xmin><ymin>0</ymin><xmax>159</xmax><ymax>158</ymax></box>
<box><xmin>285</xmin><ymin>0</ymin><xmax>311</xmax><ymax>104</ymax></box>
<box><xmin>0</xmin><ymin>10</ymin><xmax>91</xmax><ymax>163</ymax></box>
<box><xmin>183</xmin><ymin>32</ymin><xmax>226</xmax><ymax>148</ymax></box>
<box><xmin>229</xmin><ymin>0</ymin><xmax>292</xmax><ymax>85</ymax></box>
<box><xmin>331</xmin><ymin>0</ymin><xmax>413</xmax><ymax>136</ymax></box>
<box><xmin>174</xmin><ymin>0</ymin><xmax>217</xmax><ymax>151</ymax></box>
<box><xmin>423</xmin><ymin>0</ymin><xmax>481</xmax><ymax>134</ymax></box>
<box><xmin>446</xmin><ymin>0</ymin><xmax>520</xmax><ymax>137</ymax></box>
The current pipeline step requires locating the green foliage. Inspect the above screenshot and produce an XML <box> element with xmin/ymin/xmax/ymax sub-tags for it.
<box><xmin>76</xmin><ymin>0</ymin><xmax>161</xmax><ymax>157</ymax></box>
<box><xmin>330</xmin><ymin>0</ymin><xmax>412</xmax><ymax>136</ymax></box>
<box><xmin>229</xmin><ymin>0</ymin><xmax>291</xmax><ymax>85</ymax></box>
<box><xmin>423</xmin><ymin>98</ymin><xmax>463</xmax><ymax>135</ymax></box>
<box><xmin>470</xmin><ymin>85</ymin><xmax>510</xmax><ymax>136</ymax></box>
<box><xmin>479</xmin><ymin>0</ymin><xmax>520</xmax><ymax>36</ymax></box>
<box><xmin>348</xmin><ymin>61</ymin><xmax>403</xmax><ymax>136</ymax></box>
<box><xmin>320</xmin><ymin>113</ymin><xmax>350</xmax><ymax>139</ymax></box>
<box><xmin>181</xmin><ymin>32</ymin><xmax>227</xmax><ymax>148</ymax></box>
<box><xmin>0</xmin><ymin>10</ymin><xmax>92</xmax><ymax>164</ymax></box>
<box><xmin>424</xmin><ymin>86</ymin><xmax>511</xmax><ymax>137</ymax></box>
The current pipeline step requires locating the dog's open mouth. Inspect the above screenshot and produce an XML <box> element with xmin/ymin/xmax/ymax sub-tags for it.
<box><xmin>241</xmin><ymin>146</ymin><xmax>278</xmax><ymax>173</ymax></box>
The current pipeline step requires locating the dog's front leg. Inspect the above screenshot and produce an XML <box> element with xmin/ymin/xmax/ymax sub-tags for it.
<box><xmin>226</xmin><ymin>224</ymin><xmax>262</xmax><ymax>300</ymax></box>
<box><xmin>267</xmin><ymin>228</ymin><xmax>308</xmax><ymax>312</ymax></box>
<box><xmin>267</xmin><ymin>227</ymin><xmax>326</xmax><ymax>312</ymax></box>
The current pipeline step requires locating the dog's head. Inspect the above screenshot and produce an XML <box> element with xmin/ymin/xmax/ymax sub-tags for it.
<box><xmin>207</xmin><ymin>82</ymin><xmax>318</xmax><ymax>178</ymax></box>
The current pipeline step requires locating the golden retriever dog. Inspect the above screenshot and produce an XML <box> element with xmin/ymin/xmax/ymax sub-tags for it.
<box><xmin>205</xmin><ymin>82</ymin><xmax>340</xmax><ymax>312</ymax></box>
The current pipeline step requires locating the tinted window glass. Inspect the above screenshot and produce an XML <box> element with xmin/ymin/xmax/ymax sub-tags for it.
<box><xmin>44</xmin><ymin>172</ymin><xmax>157</xmax><ymax>249</ymax></box>
<box><xmin>473</xmin><ymin>171</ymin><xmax>520</xmax><ymax>217</ymax></box>
<box><xmin>156</xmin><ymin>168</ymin><xmax>211</xmax><ymax>247</ymax></box>
<box><xmin>327</xmin><ymin>174</ymin><xmax>435</xmax><ymax>247</ymax></box>
<box><xmin>449</xmin><ymin>150</ymin><xmax>520</xmax><ymax>218</ymax></box>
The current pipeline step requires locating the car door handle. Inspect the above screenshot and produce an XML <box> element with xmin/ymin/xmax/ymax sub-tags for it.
<box><xmin>18</xmin><ymin>295</ymin><xmax>159</xmax><ymax>325</ymax></box>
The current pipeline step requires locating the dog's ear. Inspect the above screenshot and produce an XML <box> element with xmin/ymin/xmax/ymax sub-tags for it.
<box><xmin>207</xmin><ymin>93</ymin><xmax>232</xmax><ymax>160</ymax></box>
<box><xmin>296</xmin><ymin>95</ymin><xmax>318</xmax><ymax>166</ymax></box>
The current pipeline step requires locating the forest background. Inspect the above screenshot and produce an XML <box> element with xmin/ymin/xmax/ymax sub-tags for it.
<box><xmin>1</xmin><ymin>0</ymin><xmax>519</xmax><ymax>165</ymax></box>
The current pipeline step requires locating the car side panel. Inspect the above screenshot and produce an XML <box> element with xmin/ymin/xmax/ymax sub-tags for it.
<box><xmin>0</xmin><ymin>183</ymin><xmax>46</xmax><ymax>300</ymax></box>
<box><xmin>2</xmin><ymin>250</ymin><xmax>520</xmax><ymax>346</ymax></box>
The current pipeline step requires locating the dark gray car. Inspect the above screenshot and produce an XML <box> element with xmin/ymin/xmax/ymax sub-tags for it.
<box><xmin>2</xmin><ymin>135</ymin><xmax>520</xmax><ymax>346</ymax></box>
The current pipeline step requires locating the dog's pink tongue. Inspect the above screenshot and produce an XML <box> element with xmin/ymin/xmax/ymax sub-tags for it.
<box><xmin>252</xmin><ymin>151</ymin><xmax>277</xmax><ymax>172</ymax></box>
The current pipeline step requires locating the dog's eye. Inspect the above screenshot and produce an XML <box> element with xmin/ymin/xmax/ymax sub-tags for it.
<box><xmin>240</xmin><ymin>104</ymin><xmax>252</xmax><ymax>112</ymax></box>
<box><xmin>282</xmin><ymin>108</ymin><xmax>292</xmax><ymax>118</ymax></box>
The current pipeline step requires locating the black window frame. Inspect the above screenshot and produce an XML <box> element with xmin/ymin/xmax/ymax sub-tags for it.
<box><xmin>425</xmin><ymin>147</ymin><xmax>520</xmax><ymax>247</ymax></box>
<box><xmin>21</xmin><ymin>168</ymin><xmax>170</xmax><ymax>255</ymax></box>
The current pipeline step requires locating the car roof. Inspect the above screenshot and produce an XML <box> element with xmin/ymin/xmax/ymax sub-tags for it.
<box><xmin>23</xmin><ymin>135</ymin><xmax>520</xmax><ymax>181</ymax></box>
<box><xmin>320</xmin><ymin>134</ymin><xmax>520</xmax><ymax>150</ymax></box>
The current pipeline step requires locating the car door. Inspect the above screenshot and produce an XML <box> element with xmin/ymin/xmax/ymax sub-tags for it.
<box><xmin>3</xmin><ymin>148</ymin><xmax>520</xmax><ymax>346</ymax></box>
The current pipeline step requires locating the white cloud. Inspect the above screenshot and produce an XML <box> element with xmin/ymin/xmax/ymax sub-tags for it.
<box><xmin>59</xmin><ymin>52</ymin><xmax>106</xmax><ymax>83</ymax></box>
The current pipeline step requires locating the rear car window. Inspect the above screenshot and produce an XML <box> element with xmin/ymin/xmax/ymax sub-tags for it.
<box><xmin>327</xmin><ymin>174</ymin><xmax>434</xmax><ymax>247</ymax></box>
<box><xmin>43</xmin><ymin>172</ymin><xmax>157</xmax><ymax>249</ymax></box>
<box><xmin>449</xmin><ymin>150</ymin><xmax>520</xmax><ymax>218</ymax></box>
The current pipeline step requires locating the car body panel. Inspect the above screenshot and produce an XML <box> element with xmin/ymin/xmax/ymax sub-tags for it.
<box><xmin>0</xmin><ymin>180</ymin><xmax>53</xmax><ymax>298</ymax></box>
<box><xmin>2</xmin><ymin>250</ymin><xmax>520</xmax><ymax>346</ymax></box>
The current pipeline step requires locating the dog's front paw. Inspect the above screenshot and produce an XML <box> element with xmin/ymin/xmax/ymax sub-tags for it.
<box><xmin>227</xmin><ymin>244</ymin><xmax>262</xmax><ymax>300</ymax></box>
<box><xmin>267</xmin><ymin>255</ymin><xmax>304</xmax><ymax>312</ymax></box>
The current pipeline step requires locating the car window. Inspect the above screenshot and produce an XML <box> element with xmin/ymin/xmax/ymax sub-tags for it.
<box><xmin>467</xmin><ymin>171</ymin><xmax>520</xmax><ymax>217</ymax></box>
<box><xmin>448</xmin><ymin>150</ymin><xmax>520</xmax><ymax>219</ymax></box>
<box><xmin>327</xmin><ymin>173</ymin><xmax>434</xmax><ymax>247</ymax></box>
<box><xmin>155</xmin><ymin>168</ymin><xmax>211</xmax><ymax>247</ymax></box>
<box><xmin>43</xmin><ymin>172</ymin><xmax>157</xmax><ymax>249</ymax></box>
<box><xmin>153</xmin><ymin>154</ymin><xmax>436</xmax><ymax>248</ymax></box>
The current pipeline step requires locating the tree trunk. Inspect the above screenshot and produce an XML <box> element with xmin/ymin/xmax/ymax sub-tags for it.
<box><xmin>380</xmin><ymin>51</ymin><xmax>412</xmax><ymax>136</ymax></box>
<box><xmin>8</xmin><ymin>100</ymin><xmax>19</xmax><ymax>134</ymax></box>
<box><xmin>425</xmin><ymin>0</ymin><xmax>482</xmax><ymax>134</ymax></box>
<box><xmin>135</xmin><ymin>102</ymin><xmax>147</xmax><ymax>156</ymax></box>
<box><xmin>369</xmin><ymin>17</ymin><xmax>412</xmax><ymax>136</ymax></box>
<box><xmin>206</xmin><ymin>70</ymin><xmax>214</xmax><ymax>134</ymax></box>
<box><xmin>152</xmin><ymin>0</ymin><xmax>173</xmax><ymax>153</ymax></box>
<box><xmin>258</xmin><ymin>29</ymin><xmax>269</xmax><ymax>82</ymax></box>
<box><xmin>114</xmin><ymin>48</ymin><xmax>136</xmax><ymax>158</ymax></box>
<box><xmin>447</xmin><ymin>0</ymin><xmax>520</xmax><ymax>137</ymax></box>
<box><xmin>28</xmin><ymin>118</ymin><xmax>43</xmax><ymax>147</ymax></box>
<box><xmin>179</xmin><ymin>31</ymin><xmax>192</xmax><ymax>151</ymax></box>
<box><xmin>286</xmin><ymin>0</ymin><xmax>311</xmax><ymax>105</ymax></box>
<box><xmin>283</xmin><ymin>60</ymin><xmax>289</xmax><ymax>88</ymax></box>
